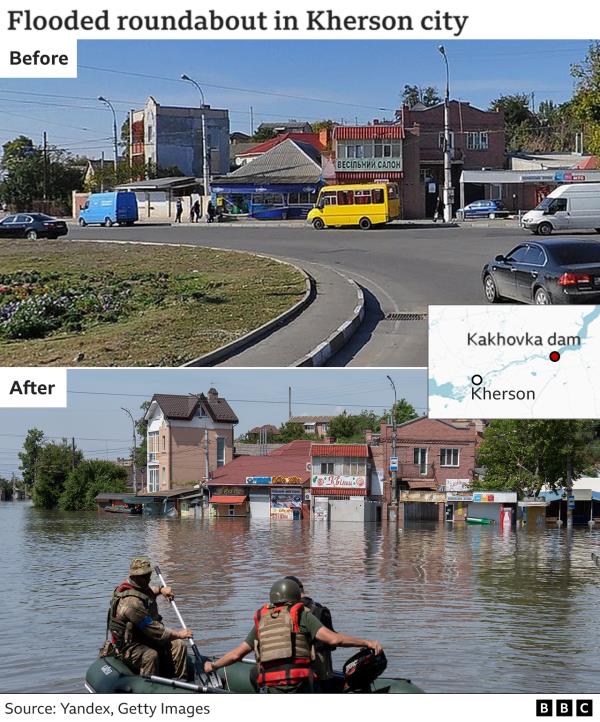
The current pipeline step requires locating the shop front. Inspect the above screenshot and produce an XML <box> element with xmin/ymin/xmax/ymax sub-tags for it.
<box><xmin>310</xmin><ymin>474</ymin><xmax>379</xmax><ymax>522</ymax></box>
<box><xmin>466</xmin><ymin>492</ymin><xmax>517</xmax><ymax>526</ymax></box>
<box><xmin>245</xmin><ymin>475</ymin><xmax>308</xmax><ymax>519</ymax></box>
<box><xmin>211</xmin><ymin>183</ymin><xmax>320</xmax><ymax>220</ymax></box>
<box><xmin>210</xmin><ymin>494</ymin><xmax>249</xmax><ymax>518</ymax></box>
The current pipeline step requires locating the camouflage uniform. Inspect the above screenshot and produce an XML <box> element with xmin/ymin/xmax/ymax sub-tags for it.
<box><xmin>109</xmin><ymin>557</ymin><xmax>187</xmax><ymax>679</ymax></box>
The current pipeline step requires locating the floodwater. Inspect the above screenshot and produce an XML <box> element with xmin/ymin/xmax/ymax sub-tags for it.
<box><xmin>2</xmin><ymin>500</ymin><xmax>600</xmax><ymax>694</ymax></box>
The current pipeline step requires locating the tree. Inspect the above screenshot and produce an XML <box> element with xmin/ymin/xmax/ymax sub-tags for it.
<box><xmin>60</xmin><ymin>459</ymin><xmax>128</xmax><ymax>511</ymax></box>
<box><xmin>381</xmin><ymin>399</ymin><xmax>418</xmax><ymax>427</ymax></box>
<box><xmin>0</xmin><ymin>477</ymin><xmax>13</xmax><ymax>501</ymax></box>
<box><xmin>0</xmin><ymin>135</ymin><xmax>84</xmax><ymax>210</ymax></box>
<box><xmin>18</xmin><ymin>428</ymin><xmax>45</xmax><ymax>490</ymax></box>
<box><xmin>278</xmin><ymin>421</ymin><xmax>314</xmax><ymax>443</ymax></box>
<box><xmin>251</xmin><ymin>127</ymin><xmax>277</xmax><ymax>142</ymax></box>
<box><xmin>329</xmin><ymin>412</ymin><xmax>359</xmax><ymax>441</ymax></box>
<box><xmin>489</xmin><ymin>93</ymin><xmax>545</xmax><ymax>152</ymax></box>
<box><xmin>571</xmin><ymin>41</ymin><xmax>600</xmax><ymax>156</ymax></box>
<box><xmin>402</xmin><ymin>85</ymin><xmax>441</xmax><ymax>108</ymax></box>
<box><xmin>134</xmin><ymin>401</ymin><xmax>150</xmax><ymax>473</ymax></box>
<box><xmin>31</xmin><ymin>440</ymin><xmax>83</xmax><ymax>509</ymax></box>
<box><xmin>474</xmin><ymin>420</ymin><xmax>596</xmax><ymax>499</ymax></box>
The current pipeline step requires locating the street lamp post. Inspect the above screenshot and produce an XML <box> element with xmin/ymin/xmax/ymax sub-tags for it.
<box><xmin>98</xmin><ymin>96</ymin><xmax>119</xmax><ymax>174</ymax></box>
<box><xmin>181</xmin><ymin>74</ymin><xmax>211</xmax><ymax>198</ymax></box>
<box><xmin>438</xmin><ymin>45</ymin><xmax>452</xmax><ymax>223</ymax></box>
<box><xmin>121</xmin><ymin>407</ymin><xmax>137</xmax><ymax>495</ymax></box>
<box><xmin>387</xmin><ymin>375</ymin><xmax>398</xmax><ymax>509</ymax></box>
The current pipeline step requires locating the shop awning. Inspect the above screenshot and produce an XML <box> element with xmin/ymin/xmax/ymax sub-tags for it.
<box><xmin>211</xmin><ymin>495</ymin><xmax>247</xmax><ymax>505</ymax></box>
<box><xmin>406</xmin><ymin>480</ymin><xmax>437</xmax><ymax>490</ymax></box>
<box><xmin>123</xmin><ymin>496</ymin><xmax>156</xmax><ymax>505</ymax></box>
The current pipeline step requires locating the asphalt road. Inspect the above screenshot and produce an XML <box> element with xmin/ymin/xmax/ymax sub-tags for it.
<box><xmin>68</xmin><ymin>222</ymin><xmax>533</xmax><ymax>366</ymax></box>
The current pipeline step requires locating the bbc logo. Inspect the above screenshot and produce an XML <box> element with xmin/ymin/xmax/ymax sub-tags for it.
<box><xmin>537</xmin><ymin>700</ymin><xmax>593</xmax><ymax>717</ymax></box>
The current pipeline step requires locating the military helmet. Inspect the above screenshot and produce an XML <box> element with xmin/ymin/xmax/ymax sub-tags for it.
<box><xmin>284</xmin><ymin>575</ymin><xmax>304</xmax><ymax>593</ymax></box>
<box><xmin>270</xmin><ymin>577</ymin><xmax>301</xmax><ymax>604</ymax></box>
<box><xmin>129</xmin><ymin>556</ymin><xmax>152</xmax><ymax>576</ymax></box>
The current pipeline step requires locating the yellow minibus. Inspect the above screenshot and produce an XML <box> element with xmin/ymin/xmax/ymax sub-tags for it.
<box><xmin>307</xmin><ymin>183</ymin><xmax>400</xmax><ymax>230</ymax></box>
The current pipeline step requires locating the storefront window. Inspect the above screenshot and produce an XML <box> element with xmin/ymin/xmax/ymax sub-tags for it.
<box><xmin>288</xmin><ymin>192</ymin><xmax>314</xmax><ymax>205</ymax></box>
<box><xmin>252</xmin><ymin>193</ymin><xmax>285</xmax><ymax>206</ymax></box>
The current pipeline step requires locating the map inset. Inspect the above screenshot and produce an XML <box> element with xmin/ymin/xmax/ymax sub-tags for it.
<box><xmin>428</xmin><ymin>305</ymin><xmax>600</xmax><ymax>418</ymax></box>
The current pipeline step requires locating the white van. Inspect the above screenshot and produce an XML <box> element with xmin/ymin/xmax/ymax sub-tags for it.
<box><xmin>521</xmin><ymin>183</ymin><xmax>600</xmax><ymax>235</ymax></box>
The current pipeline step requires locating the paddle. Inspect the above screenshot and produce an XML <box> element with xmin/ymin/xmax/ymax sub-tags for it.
<box><xmin>154</xmin><ymin>565</ymin><xmax>222</xmax><ymax>689</ymax></box>
<box><xmin>149</xmin><ymin>675</ymin><xmax>229</xmax><ymax>694</ymax></box>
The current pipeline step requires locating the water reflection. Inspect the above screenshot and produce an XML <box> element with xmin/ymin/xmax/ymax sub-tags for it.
<box><xmin>2</xmin><ymin>502</ymin><xmax>600</xmax><ymax>693</ymax></box>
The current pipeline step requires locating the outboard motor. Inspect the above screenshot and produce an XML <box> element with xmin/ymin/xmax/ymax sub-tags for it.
<box><xmin>342</xmin><ymin>648</ymin><xmax>387</xmax><ymax>692</ymax></box>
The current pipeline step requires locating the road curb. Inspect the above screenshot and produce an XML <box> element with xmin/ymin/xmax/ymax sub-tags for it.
<box><xmin>294</xmin><ymin>279</ymin><xmax>365</xmax><ymax>367</ymax></box>
<box><xmin>185</xmin><ymin>269</ymin><xmax>315</xmax><ymax>367</ymax></box>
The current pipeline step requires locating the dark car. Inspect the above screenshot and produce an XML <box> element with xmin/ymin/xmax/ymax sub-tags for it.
<box><xmin>459</xmin><ymin>199</ymin><xmax>509</xmax><ymax>219</ymax></box>
<box><xmin>0</xmin><ymin>213</ymin><xmax>68</xmax><ymax>240</ymax></box>
<box><xmin>482</xmin><ymin>238</ymin><xmax>600</xmax><ymax>305</ymax></box>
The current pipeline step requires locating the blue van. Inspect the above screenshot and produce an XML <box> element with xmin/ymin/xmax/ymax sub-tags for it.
<box><xmin>78</xmin><ymin>191</ymin><xmax>138</xmax><ymax>227</ymax></box>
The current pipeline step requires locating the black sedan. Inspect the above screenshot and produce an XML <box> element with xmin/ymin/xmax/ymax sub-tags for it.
<box><xmin>482</xmin><ymin>238</ymin><xmax>600</xmax><ymax>304</ymax></box>
<box><xmin>0</xmin><ymin>213</ymin><xmax>68</xmax><ymax>240</ymax></box>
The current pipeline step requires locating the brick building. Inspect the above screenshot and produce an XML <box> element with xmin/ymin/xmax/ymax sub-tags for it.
<box><xmin>398</xmin><ymin>101</ymin><xmax>505</xmax><ymax>217</ymax></box>
<box><xmin>371</xmin><ymin>417</ymin><xmax>483</xmax><ymax>522</ymax></box>
<box><xmin>144</xmin><ymin>388</ymin><xmax>238</xmax><ymax>493</ymax></box>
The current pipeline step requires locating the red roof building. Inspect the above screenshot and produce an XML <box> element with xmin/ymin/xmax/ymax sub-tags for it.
<box><xmin>235</xmin><ymin>133</ymin><xmax>326</xmax><ymax>164</ymax></box>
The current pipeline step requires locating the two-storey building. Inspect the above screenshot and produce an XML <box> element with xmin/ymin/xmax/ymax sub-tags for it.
<box><xmin>398</xmin><ymin>101</ymin><xmax>505</xmax><ymax>217</ymax></box>
<box><xmin>372</xmin><ymin>417</ymin><xmax>482</xmax><ymax>522</ymax></box>
<box><xmin>310</xmin><ymin>443</ymin><xmax>383</xmax><ymax>522</ymax></box>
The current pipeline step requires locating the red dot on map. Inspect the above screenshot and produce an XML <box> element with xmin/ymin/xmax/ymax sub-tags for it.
<box><xmin>549</xmin><ymin>351</ymin><xmax>560</xmax><ymax>362</ymax></box>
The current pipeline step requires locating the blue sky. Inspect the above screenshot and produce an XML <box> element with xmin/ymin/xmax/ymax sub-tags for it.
<box><xmin>0</xmin><ymin>40</ymin><xmax>589</xmax><ymax>157</ymax></box>
<box><xmin>0</xmin><ymin>368</ymin><xmax>426</xmax><ymax>478</ymax></box>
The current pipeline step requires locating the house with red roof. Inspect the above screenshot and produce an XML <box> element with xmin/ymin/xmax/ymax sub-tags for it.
<box><xmin>207</xmin><ymin>440</ymin><xmax>312</xmax><ymax>518</ymax></box>
<box><xmin>233</xmin><ymin>132</ymin><xmax>326</xmax><ymax>167</ymax></box>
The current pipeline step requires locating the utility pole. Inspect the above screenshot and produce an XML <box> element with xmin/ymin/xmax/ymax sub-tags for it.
<box><xmin>71</xmin><ymin>437</ymin><xmax>76</xmax><ymax>470</ymax></box>
<box><xmin>438</xmin><ymin>45</ymin><xmax>452</xmax><ymax>223</ymax></box>
<box><xmin>129</xmin><ymin>108</ymin><xmax>134</xmax><ymax>173</ymax></box>
<box><xmin>288</xmin><ymin>386</ymin><xmax>292</xmax><ymax>420</ymax></box>
<box><xmin>100</xmin><ymin>152</ymin><xmax>105</xmax><ymax>193</ymax></box>
<box><xmin>204</xmin><ymin>428</ymin><xmax>210</xmax><ymax>483</ymax></box>
<box><xmin>566</xmin><ymin>453</ymin><xmax>573</xmax><ymax>528</ymax></box>
<box><xmin>181</xmin><ymin>74</ymin><xmax>211</xmax><ymax>198</ymax></box>
<box><xmin>250</xmin><ymin>106</ymin><xmax>254</xmax><ymax>136</ymax></box>
<box><xmin>98</xmin><ymin>96</ymin><xmax>119</xmax><ymax>174</ymax></box>
<box><xmin>387</xmin><ymin>375</ymin><xmax>398</xmax><ymax>511</ymax></box>
<box><xmin>121</xmin><ymin>408</ymin><xmax>137</xmax><ymax>494</ymax></box>
<box><xmin>531</xmin><ymin>91</ymin><xmax>536</xmax><ymax>113</ymax></box>
<box><xmin>42</xmin><ymin>131</ymin><xmax>48</xmax><ymax>203</ymax></box>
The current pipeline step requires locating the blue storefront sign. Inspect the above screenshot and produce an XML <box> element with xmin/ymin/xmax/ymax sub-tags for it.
<box><xmin>246</xmin><ymin>476</ymin><xmax>272</xmax><ymax>485</ymax></box>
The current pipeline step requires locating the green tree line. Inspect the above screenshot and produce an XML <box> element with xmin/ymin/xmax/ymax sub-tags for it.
<box><xmin>18</xmin><ymin>428</ymin><xmax>128</xmax><ymax>511</ymax></box>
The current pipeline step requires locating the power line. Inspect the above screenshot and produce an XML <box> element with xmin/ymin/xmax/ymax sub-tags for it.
<box><xmin>65</xmin><ymin>389</ymin><xmax>426</xmax><ymax>411</ymax></box>
<box><xmin>79</xmin><ymin>64</ymin><xmax>395</xmax><ymax>112</ymax></box>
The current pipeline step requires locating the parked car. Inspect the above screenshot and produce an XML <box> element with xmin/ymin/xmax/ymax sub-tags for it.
<box><xmin>78</xmin><ymin>191</ymin><xmax>138</xmax><ymax>227</ymax></box>
<box><xmin>459</xmin><ymin>199</ymin><xmax>509</xmax><ymax>219</ymax></box>
<box><xmin>482</xmin><ymin>238</ymin><xmax>600</xmax><ymax>304</ymax></box>
<box><xmin>521</xmin><ymin>183</ymin><xmax>600</xmax><ymax>235</ymax></box>
<box><xmin>0</xmin><ymin>213</ymin><xmax>68</xmax><ymax>240</ymax></box>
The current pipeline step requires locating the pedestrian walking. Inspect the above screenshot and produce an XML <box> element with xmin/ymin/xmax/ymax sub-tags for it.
<box><xmin>433</xmin><ymin>195</ymin><xmax>442</xmax><ymax>223</ymax></box>
<box><xmin>192</xmin><ymin>200</ymin><xmax>201</xmax><ymax>223</ymax></box>
<box><xmin>207</xmin><ymin>201</ymin><xmax>216</xmax><ymax>223</ymax></box>
<box><xmin>175</xmin><ymin>199</ymin><xmax>183</xmax><ymax>224</ymax></box>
